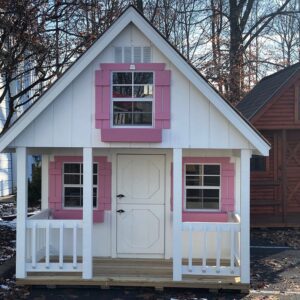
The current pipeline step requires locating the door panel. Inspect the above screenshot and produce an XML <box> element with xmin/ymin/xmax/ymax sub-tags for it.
<box><xmin>116</xmin><ymin>155</ymin><xmax>165</xmax><ymax>256</ymax></box>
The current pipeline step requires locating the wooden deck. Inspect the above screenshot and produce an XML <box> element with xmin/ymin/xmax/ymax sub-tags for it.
<box><xmin>17</xmin><ymin>258</ymin><xmax>248</xmax><ymax>291</ymax></box>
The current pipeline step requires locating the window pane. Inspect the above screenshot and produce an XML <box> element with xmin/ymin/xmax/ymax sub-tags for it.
<box><xmin>93</xmin><ymin>175</ymin><xmax>97</xmax><ymax>185</ymax></box>
<box><xmin>186</xmin><ymin>189</ymin><xmax>203</xmax><ymax>209</ymax></box>
<box><xmin>203</xmin><ymin>176</ymin><xmax>220</xmax><ymax>186</ymax></box>
<box><xmin>132</xmin><ymin>113</ymin><xmax>152</xmax><ymax>125</ymax></box>
<box><xmin>202</xmin><ymin>198</ymin><xmax>219</xmax><ymax>209</ymax></box>
<box><xmin>133</xmin><ymin>101</ymin><xmax>152</xmax><ymax>112</ymax></box>
<box><xmin>113</xmin><ymin>86</ymin><xmax>132</xmax><ymax>98</ymax></box>
<box><xmin>93</xmin><ymin>164</ymin><xmax>98</xmax><ymax>174</ymax></box>
<box><xmin>64</xmin><ymin>163</ymin><xmax>80</xmax><ymax>174</ymax></box>
<box><xmin>134</xmin><ymin>72</ymin><xmax>153</xmax><ymax>84</ymax></box>
<box><xmin>134</xmin><ymin>85</ymin><xmax>153</xmax><ymax>98</ymax></box>
<box><xmin>113</xmin><ymin>101</ymin><xmax>132</xmax><ymax>113</ymax></box>
<box><xmin>113</xmin><ymin>113</ymin><xmax>132</xmax><ymax>125</ymax></box>
<box><xmin>113</xmin><ymin>72</ymin><xmax>132</xmax><ymax>84</ymax></box>
<box><xmin>64</xmin><ymin>187</ymin><xmax>82</xmax><ymax>207</ymax></box>
<box><xmin>204</xmin><ymin>165</ymin><xmax>220</xmax><ymax>175</ymax></box>
<box><xmin>203</xmin><ymin>189</ymin><xmax>219</xmax><ymax>198</ymax></box>
<box><xmin>250</xmin><ymin>155</ymin><xmax>266</xmax><ymax>172</ymax></box>
<box><xmin>186</xmin><ymin>165</ymin><xmax>202</xmax><ymax>175</ymax></box>
<box><xmin>93</xmin><ymin>188</ymin><xmax>97</xmax><ymax>207</ymax></box>
<box><xmin>186</xmin><ymin>176</ymin><xmax>202</xmax><ymax>186</ymax></box>
<box><xmin>64</xmin><ymin>174</ymin><xmax>80</xmax><ymax>185</ymax></box>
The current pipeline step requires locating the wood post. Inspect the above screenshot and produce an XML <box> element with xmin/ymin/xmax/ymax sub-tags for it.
<box><xmin>82</xmin><ymin>147</ymin><xmax>93</xmax><ymax>279</ymax></box>
<box><xmin>172</xmin><ymin>148</ymin><xmax>182</xmax><ymax>281</ymax></box>
<box><xmin>16</xmin><ymin>147</ymin><xmax>28</xmax><ymax>278</ymax></box>
<box><xmin>240</xmin><ymin>149</ymin><xmax>251</xmax><ymax>284</ymax></box>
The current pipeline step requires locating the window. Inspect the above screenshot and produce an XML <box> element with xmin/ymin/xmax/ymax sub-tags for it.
<box><xmin>112</xmin><ymin>72</ymin><xmax>153</xmax><ymax>127</ymax></box>
<box><xmin>63</xmin><ymin>163</ymin><xmax>98</xmax><ymax>208</ymax></box>
<box><xmin>185</xmin><ymin>164</ymin><xmax>220</xmax><ymax>210</ymax></box>
<box><xmin>250</xmin><ymin>155</ymin><xmax>266</xmax><ymax>172</ymax></box>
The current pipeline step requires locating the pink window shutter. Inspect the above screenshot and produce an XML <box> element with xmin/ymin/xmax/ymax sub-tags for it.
<box><xmin>155</xmin><ymin>70</ymin><xmax>171</xmax><ymax>129</ymax></box>
<box><xmin>220</xmin><ymin>162</ymin><xmax>235</xmax><ymax>212</ymax></box>
<box><xmin>48</xmin><ymin>161</ymin><xmax>62</xmax><ymax>212</ymax></box>
<box><xmin>95</xmin><ymin>69</ymin><xmax>110</xmax><ymax>129</ymax></box>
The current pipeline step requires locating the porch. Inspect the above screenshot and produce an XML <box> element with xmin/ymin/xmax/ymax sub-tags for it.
<box><xmin>15</xmin><ymin>147</ymin><xmax>251</xmax><ymax>287</ymax></box>
<box><xmin>18</xmin><ymin>258</ymin><xmax>247</xmax><ymax>290</ymax></box>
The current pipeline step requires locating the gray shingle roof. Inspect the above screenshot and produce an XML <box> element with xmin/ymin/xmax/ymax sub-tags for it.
<box><xmin>237</xmin><ymin>63</ymin><xmax>300</xmax><ymax>119</ymax></box>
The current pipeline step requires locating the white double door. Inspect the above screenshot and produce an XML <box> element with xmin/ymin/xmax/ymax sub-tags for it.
<box><xmin>116</xmin><ymin>155</ymin><xmax>165</xmax><ymax>257</ymax></box>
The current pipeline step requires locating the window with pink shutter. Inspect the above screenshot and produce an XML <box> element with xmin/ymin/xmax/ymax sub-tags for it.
<box><xmin>49</xmin><ymin>156</ymin><xmax>111</xmax><ymax>223</ymax></box>
<box><xmin>95</xmin><ymin>63</ymin><xmax>171</xmax><ymax>142</ymax></box>
<box><xmin>170</xmin><ymin>157</ymin><xmax>235</xmax><ymax>222</ymax></box>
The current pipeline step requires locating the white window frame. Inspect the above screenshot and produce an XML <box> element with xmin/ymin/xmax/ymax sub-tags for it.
<box><xmin>184</xmin><ymin>163</ymin><xmax>221</xmax><ymax>212</ymax></box>
<box><xmin>111</xmin><ymin>71</ymin><xmax>155</xmax><ymax>128</ymax></box>
<box><xmin>62</xmin><ymin>162</ymin><xmax>98</xmax><ymax>210</ymax></box>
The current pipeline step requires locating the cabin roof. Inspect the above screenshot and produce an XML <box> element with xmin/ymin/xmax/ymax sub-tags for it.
<box><xmin>0</xmin><ymin>5</ymin><xmax>270</xmax><ymax>155</ymax></box>
<box><xmin>237</xmin><ymin>63</ymin><xmax>300</xmax><ymax>120</ymax></box>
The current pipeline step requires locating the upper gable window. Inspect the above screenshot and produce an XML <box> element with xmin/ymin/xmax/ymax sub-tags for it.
<box><xmin>112</xmin><ymin>71</ymin><xmax>153</xmax><ymax>127</ymax></box>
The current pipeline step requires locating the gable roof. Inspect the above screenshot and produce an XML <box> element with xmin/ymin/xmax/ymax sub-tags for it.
<box><xmin>0</xmin><ymin>5</ymin><xmax>269</xmax><ymax>155</ymax></box>
<box><xmin>237</xmin><ymin>63</ymin><xmax>300</xmax><ymax>120</ymax></box>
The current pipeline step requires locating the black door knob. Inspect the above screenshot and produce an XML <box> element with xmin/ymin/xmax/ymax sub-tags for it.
<box><xmin>117</xmin><ymin>194</ymin><xmax>125</xmax><ymax>198</ymax></box>
<box><xmin>117</xmin><ymin>209</ymin><xmax>125</xmax><ymax>213</ymax></box>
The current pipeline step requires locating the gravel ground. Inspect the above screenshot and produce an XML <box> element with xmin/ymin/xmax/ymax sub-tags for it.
<box><xmin>0</xmin><ymin>225</ymin><xmax>300</xmax><ymax>299</ymax></box>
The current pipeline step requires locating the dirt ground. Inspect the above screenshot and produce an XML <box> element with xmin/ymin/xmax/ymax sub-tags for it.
<box><xmin>0</xmin><ymin>225</ymin><xmax>300</xmax><ymax>299</ymax></box>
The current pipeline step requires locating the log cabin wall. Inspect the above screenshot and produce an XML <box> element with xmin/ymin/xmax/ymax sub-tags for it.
<box><xmin>249</xmin><ymin>77</ymin><xmax>300</xmax><ymax>227</ymax></box>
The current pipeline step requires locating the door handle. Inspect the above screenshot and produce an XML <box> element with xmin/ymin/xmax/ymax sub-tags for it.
<box><xmin>117</xmin><ymin>209</ymin><xmax>125</xmax><ymax>213</ymax></box>
<box><xmin>117</xmin><ymin>194</ymin><xmax>125</xmax><ymax>198</ymax></box>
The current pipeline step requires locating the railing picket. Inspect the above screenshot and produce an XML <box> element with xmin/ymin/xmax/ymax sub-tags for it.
<box><xmin>59</xmin><ymin>222</ymin><xmax>64</xmax><ymax>269</ymax></box>
<box><xmin>202</xmin><ymin>225</ymin><xmax>207</xmax><ymax>273</ymax></box>
<box><xmin>45</xmin><ymin>222</ymin><xmax>50</xmax><ymax>269</ymax></box>
<box><xmin>73</xmin><ymin>223</ymin><xmax>77</xmax><ymax>269</ymax></box>
<box><xmin>31</xmin><ymin>222</ymin><xmax>37</xmax><ymax>269</ymax></box>
<box><xmin>230</xmin><ymin>226</ymin><xmax>235</xmax><ymax>273</ymax></box>
<box><xmin>216</xmin><ymin>225</ymin><xmax>221</xmax><ymax>273</ymax></box>
<box><xmin>188</xmin><ymin>223</ymin><xmax>193</xmax><ymax>272</ymax></box>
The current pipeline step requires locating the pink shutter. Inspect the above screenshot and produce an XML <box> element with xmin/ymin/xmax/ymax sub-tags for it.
<box><xmin>95</xmin><ymin>69</ymin><xmax>110</xmax><ymax>129</ymax></box>
<box><xmin>49</xmin><ymin>161</ymin><xmax>62</xmax><ymax>212</ymax></box>
<box><xmin>155</xmin><ymin>70</ymin><xmax>171</xmax><ymax>129</ymax></box>
<box><xmin>221</xmin><ymin>162</ymin><xmax>235</xmax><ymax>212</ymax></box>
<box><xmin>97</xmin><ymin>160</ymin><xmax>112</xmax><ymax>211</ymax></box>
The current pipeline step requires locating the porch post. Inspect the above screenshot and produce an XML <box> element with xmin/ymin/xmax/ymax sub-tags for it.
<box><xmin>16</xmin><ymin>147</ymin><xmax>28</xmax><ymax>278</ymax></box>
<box><xmin>82</xmin><ymin>147</ymin><xmax>93</xmax><ymax>279</ymax></box>
<box><xmin>173</xmin><ymin>148</ymin><xmax>182</xmax><ymax>281</ymax></box>
<box><xmin>240</xmin><ymin>149</ymin><xmax>251</xmax><ymax>284</ymax></box>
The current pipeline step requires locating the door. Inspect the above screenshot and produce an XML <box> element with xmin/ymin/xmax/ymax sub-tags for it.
<box><xmin>116</xmin><ymin>155</ymin><xmax>165</xmax><ymax>257</ymax></box>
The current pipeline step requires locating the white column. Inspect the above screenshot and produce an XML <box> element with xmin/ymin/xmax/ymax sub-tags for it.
<box><xmin>41</xmin><ymin>155</ymin><xmax>49</xmax><ymax>210</ymax></box>
<box><xmin>82</xmin><ymin>147</ymin><xmax>93</xmax><ymax>279</ymax></box>
<box><xmin>173</xmin><ymin>148</ymin><xmax>182</xmax><ymax>281</ymax></box>
<box><xmin>240</xmin><ymin>149</ymin><xmax>252</xmax><ymax>284</ymax></box>
<box><xmin>16</xmin><ymin>147</ymin><xmax>28</xmax><ymax>278</ymax></box>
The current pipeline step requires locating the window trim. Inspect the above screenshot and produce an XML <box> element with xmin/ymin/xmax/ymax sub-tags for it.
<box><xmin>184</xmin><ymin>163</ymin><xmax>221</xmax><ymax>212</ymax></box>
<box><xmin>110</xmin><ymin>71</ymin><xmax>155</xmax><ymax>128</ymax></box>
<box><xmin>95</xmin><ymin>63</ymin><xmax>171</xmax><ymax>143</ymax></box>
<box><xmin>62</xmin><ymin>162</ymin><xmax>99</xmax><ymax>210</ymax></box>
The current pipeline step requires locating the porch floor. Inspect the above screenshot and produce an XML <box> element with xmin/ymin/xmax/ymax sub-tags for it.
<box><xmin>17</xmin><ymin>258</ymin><xmax>248</xmax><ymax>291</ymax></box>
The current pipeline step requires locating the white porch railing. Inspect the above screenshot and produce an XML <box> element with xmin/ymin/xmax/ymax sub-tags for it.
<box><xmin>26</xmin><ymin>209</ymin><xmax>83</xmax><ymax>272</ymax></box>
<box><xmin>180</xmin><ymin>214</ymin><xmax>241</xmax><ymax>277</ymax></box>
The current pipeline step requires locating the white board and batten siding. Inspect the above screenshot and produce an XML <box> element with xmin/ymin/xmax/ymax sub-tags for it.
<box><xmin>9</xmin><ymin>23</ymin><xmax>251</xmax><ymax>151</ymax></box>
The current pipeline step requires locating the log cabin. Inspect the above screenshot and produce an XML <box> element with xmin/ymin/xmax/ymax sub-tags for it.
<box><xmin>237</xmin><ymin>63</ymin><xmax>300</xmax><ymax>227</ymax></box>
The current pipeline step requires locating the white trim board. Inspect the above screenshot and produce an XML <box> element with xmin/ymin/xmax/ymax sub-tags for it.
<box><xmin>0</xmin><ymin>6</ymin><xmax>269</xmax><ymax>156</ymax></box>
